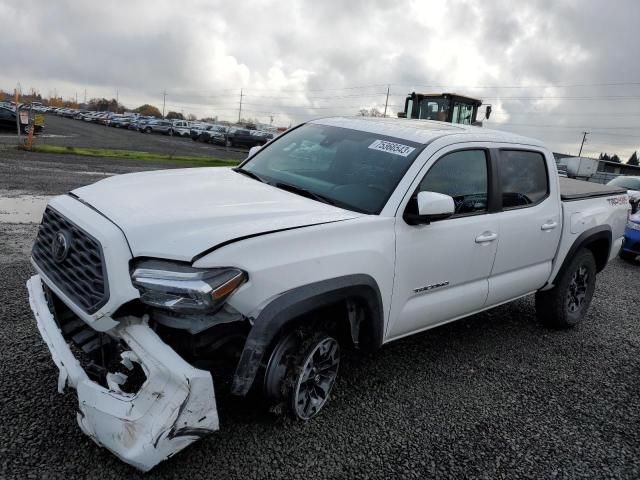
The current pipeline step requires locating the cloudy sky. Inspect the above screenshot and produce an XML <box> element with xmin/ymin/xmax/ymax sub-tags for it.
<box><xmin>1</xmin><ymin>0</ymin><xmax>639</xmax><ymax>159</ymax></box>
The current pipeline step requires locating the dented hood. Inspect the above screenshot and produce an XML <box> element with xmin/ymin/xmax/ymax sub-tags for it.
<box><xmin>72</xmin><ymin>167</ymin><xmax>360</xmax><ymax>261</ymax></box>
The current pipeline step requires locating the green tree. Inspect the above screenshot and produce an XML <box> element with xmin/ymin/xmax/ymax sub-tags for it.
<box><xmin>610</xmin><ymin>154</ymin><xmax>621</xmax><ymax>163</ymax></box>
<box><xmin>134</xmin><ymin>104</ymin><xmax>162</xmax><ymax>117</ymax></box>
<box><xmin>87</xmin><ymin>98</ymin><xmax>124</xmax><ymax>113</ymax></box>
<box><xmin>166</xmin><ymin>111</ymin><xmax>184</xmax><ymax>120</ymax></box>
<box><xmin>628</xmin><ymin>151</ymin><xmax>639</xmax><ymax>166</ymax></box>
<box><xmin>601</xmin><ymin>153</ymin><xmax>611</xmax><ymax>161</ymax></box>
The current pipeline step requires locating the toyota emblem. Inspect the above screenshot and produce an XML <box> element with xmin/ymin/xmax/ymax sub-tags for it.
<box><xmin>51</xmin><ymin>231</ymin><xmax>71</xmax><ymax>263</ymax></box>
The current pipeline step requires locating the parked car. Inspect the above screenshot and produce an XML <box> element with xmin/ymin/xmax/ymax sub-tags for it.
<box><xmin>225</xmin><ymin>127</ymin><xmax>269</xmax><ymax>147</ymax></box>
<box><xmin>189</xmin><ymin>123</ymin><xmax>214</xmax><ymax>141</ymax></box>
<box><xmin>111</xmin><ymin>116</ymin><xmax>135</xmax><ymax>128</ymax></box>
<box><xmin>0</xmin><ymin>105</ymin><xmax>19</xmax><ymax>130</ymax></box>
<box><xmin>607</xmin><ymin>176</ymin><xmax>640</xmax><ymax>212</ymax></box>
<box><xmin>168</xmin><ymin>120</ymin><xmax>191</xmax><ymax>137</ymax></box>
<box><xmin>26</xmin><ymin>117</ymin><xmax>630</xmax><ymax>471</ymax></box>
<box><xmin>200</xmin><ymin>125</ymin><xmax>228</xmax><ymax>144</ymax></box>
<box><xmin>141</xmin><ymin>119</ymin><xmax>173</xmax><ymax>134</ymax></box>
<box><xmin>620</xmin><ymin>211</ymin><xmax>640</xmax><ymax>261</ymax></box>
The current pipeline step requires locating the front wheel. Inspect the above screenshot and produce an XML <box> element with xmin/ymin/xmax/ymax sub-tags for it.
<box><xmin>264</xmin><ymin>329</ymin><xmax>340</xmax><ymax>420</ymax></box>
<box><xmin>535</xmin><ymin>248</ymin><xmax>597</xmax><ymax>328</ymax></box>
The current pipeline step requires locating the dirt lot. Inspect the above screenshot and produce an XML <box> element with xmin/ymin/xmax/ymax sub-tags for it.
<box><xmin>1</xmin><ymin>148</ymin><xmax>640</xmax><ymax>479</ymax></box>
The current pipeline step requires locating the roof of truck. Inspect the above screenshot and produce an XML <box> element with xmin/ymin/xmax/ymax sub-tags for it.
<box><xmin>311</xmin><ymin>116</ymin><xmax>545</xmax><ymax>147</ymax></box>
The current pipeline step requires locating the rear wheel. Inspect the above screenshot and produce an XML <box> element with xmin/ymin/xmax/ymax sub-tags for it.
<box><xmin>264</xmin><ymin>329</ymin><xmax>340</xmax><ymax>420</ymax></box>
<box><xmin>145</xmin><ymin>127</ymin><xmax>151</xmax><ymax>134</ymax></box>
<box><xmin>535</xmin><ymin>248</ymin><xmax>597</xmax><ymax>328</ymax></box>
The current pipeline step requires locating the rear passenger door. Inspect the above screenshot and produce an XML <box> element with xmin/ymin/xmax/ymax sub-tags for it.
<box><xmin>486</xmin><ymin>148</ymin><xmax>562</xmax><ymax>305</ymax></box>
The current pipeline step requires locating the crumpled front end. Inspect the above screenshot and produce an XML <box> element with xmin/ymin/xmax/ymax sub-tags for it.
<box><xmin>27</xmin><ymin>275</ymin><xmax>219</xmax><ymax>472</ymax></box>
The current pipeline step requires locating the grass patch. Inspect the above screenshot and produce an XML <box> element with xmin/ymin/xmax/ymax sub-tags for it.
<box><xmin>25</xmin><ymin>144</ymin><xmax>240</xmax><ymax>167</ymax></box>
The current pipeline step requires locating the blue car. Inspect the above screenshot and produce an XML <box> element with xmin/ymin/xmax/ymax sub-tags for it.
<box><xmin>620</xmin><ymin>212</ymin><xmax>640</xmax><ymax>261</ymax></box>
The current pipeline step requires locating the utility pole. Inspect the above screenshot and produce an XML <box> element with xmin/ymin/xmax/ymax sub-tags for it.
<box><xmin>84</xmin><ymin>89</ymin><xmax>87</xmax><ymax>104</ymax></box>
<box><xmin>238</xmin><ymin>88</ymin><xmax>243</xmax><ymax>124</ymax></box>
<box><xmin>383</xmin><ymin>85</ymin><xmax>390</xmax><ymax>117</ymax></box>
<box><xmin>578</xmin><ymin>131</ymin><xmax>589</xmax><ymax>157</ymax></box>
<box><xmin>162</xmin><ymin>89</ymin><xmax>167</xmax><ymax>118</ymax></box>
<box><xmin>75</xmin><ymin>91</ymin><xmax>78</xmax><ymax>105</ymax></box>
<box><xmin>116</xmin><ymin>88</ymin><xmax>119</xmax><ymax>107</ymax></box>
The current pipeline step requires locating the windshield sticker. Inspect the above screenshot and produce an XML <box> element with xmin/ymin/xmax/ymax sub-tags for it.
<box><xmin>368</xmin><ymin>139</ymin><xmax>416</xmax><ymax>157</ymax></box>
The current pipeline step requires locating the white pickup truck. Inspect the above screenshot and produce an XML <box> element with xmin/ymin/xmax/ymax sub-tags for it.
<box><xmin>27</xmin><ymin>117</ymin><xmax>630</xmax><ymax>471</ymax></box>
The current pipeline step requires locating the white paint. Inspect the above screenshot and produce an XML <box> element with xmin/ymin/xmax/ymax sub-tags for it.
<box><xmin>27</xmin><ymin>275</ymin><xmax>218</xmax><ymax>472</ymax></box>
<box><xmin>71</xmin><ymin>167</ymin><xmax>361</xmax><ymax>261</ymax></box>
<box><xmin>25</xmin><ymin>117</ymin><xmax>630</xmax><ymax>471</ymax></box>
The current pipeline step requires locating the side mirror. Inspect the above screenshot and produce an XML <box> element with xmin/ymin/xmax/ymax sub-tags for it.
<box><xmin>485</xmin><ymin>105</ymin><xmax>492</xmax><ymax>120</ymax></box>
<box><xmin>405</xmin><ymin>191</ymin><xmax>455</xmax><ymax>225</ymax></box>
<box><xmin>248</xmin><ymin>145</ymin><xmax>261</xmax><ymax>158</ymax></box>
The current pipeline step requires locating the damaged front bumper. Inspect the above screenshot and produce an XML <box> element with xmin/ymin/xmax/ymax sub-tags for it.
<box><xmin>27</xmin><ymin>274</ymin><xmax>219</xmax><ymax>472</ymax></box>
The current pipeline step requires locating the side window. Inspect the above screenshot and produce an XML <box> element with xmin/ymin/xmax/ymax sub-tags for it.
<box><xmin>418</xmin><ymin>150</ymin><xmax>489</xmax><ymax>215</ymax></box>
<box><xmin>499</xmin><ymin>150</ymin><xmax>549</xmax><ymax>208</ymax></box>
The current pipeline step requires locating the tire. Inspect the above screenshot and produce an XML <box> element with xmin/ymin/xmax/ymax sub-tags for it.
<box><xmin>225</xmin><ymin>139</ymin><xmax>233</xmax><ymax>147</ymax></box>
<box><xmin>535</xmin><ymin>248</ymin><xmax>597</xmax><ymax>329</ymax></box>
<box><xmin>264</xmin><ymin>328</ymin><xmax>340</xmax><ymax>420</ymax></box>
<box><xmin>145</xmin><ymin>127</ymin><xmax>151</xmax><ymax>134</ymax></box>
<box><xmin>619</xmin><ymin>249</ymin><xmax>637</xmax><ymax>262</ymax></box>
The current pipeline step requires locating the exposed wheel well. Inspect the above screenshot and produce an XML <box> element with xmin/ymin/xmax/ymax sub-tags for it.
<box><xmin>264</xmin><ymin>296</ymin><xmax>378</xmax><ymax>356</ymax></box>
<box><xmin>231</xmin><ymin>275</ymin><xmax>384</xmax><ymax>396</ymax></box>
<box><xmin>582</xmin><ymin>237</ymin><xmax>610</xmax><ymax>272</ymax></box>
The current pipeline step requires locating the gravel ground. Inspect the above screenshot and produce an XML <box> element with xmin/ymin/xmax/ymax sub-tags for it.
<box><xmin>0</xmin><ymin>113</ymin><xmax>248</xmax><ymax>160</ymax></box>
<box><xmin>1</xmin><ymin>154</ymin><xmax>640</xmax><ymax>479</ymax></box>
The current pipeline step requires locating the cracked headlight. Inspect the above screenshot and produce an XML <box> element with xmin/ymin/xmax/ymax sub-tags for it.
<box><xmin>131</xmin><ymin>259</ymin><xmax>246</xmax><ymax>313</ymax></box>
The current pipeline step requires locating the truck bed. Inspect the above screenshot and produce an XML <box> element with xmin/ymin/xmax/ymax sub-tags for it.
<box><xmin>559</xmin><ymin>177</ymin><xmax>626</xmax><ymax>201</ymax></box>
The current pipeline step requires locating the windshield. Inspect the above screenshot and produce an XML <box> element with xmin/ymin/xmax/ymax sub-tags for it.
<box><xmin>608</xmin><ymin>176</ymin><xmax>640</xmax><ymax>190</ymax></box>
<box><xmin>241</xmin><ymin>123</ymin><xmax>423</xmax><ymax>214</ymax></box>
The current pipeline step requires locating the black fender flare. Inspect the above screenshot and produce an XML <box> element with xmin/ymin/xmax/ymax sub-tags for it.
<box><xmin>230</xmin><ymin>274</ymin><xmax>384</xmax><ymax>396</ymax></box>
<box><xmin>550</xmin><ymin>225</ymin><xmax>612</xmax><ymax>286</ymax></box>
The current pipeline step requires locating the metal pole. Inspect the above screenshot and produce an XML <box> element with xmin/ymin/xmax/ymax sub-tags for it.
<box><xmin>162</xmin><ymin>89</ymin><xmax>166</xmax><ymax>118</ymax></box>
<box><xmin>14</xmin><ymin>88</ymin><xmax>21</xmax><ymax>143</ymax></box>
<box><xmin>16</xmin><ymin>104</ymin><xmax>22</xmax><ymax>144</ymax></box>
<box><xmin>26</xmin><ymin>103</ymin><xmax>34</xmax><ymax>150</ymax></box>
<box><xmin>238</xmin><ymin>88</ymin><xmax>243</xmax><ymax>123</ymax></box>
<box><xmin>578</xmin><ymin>131</ymin><xmax>589</xmax><ymax>156</ymax></box>
<box><xmin>383</xmin><ymin>85</ymin><xmax>390</xmax><ymax>117</ymax></box>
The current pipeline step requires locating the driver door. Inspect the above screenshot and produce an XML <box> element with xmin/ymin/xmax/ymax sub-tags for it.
<box><xmin>386</xmin><ymin>147</ymin><xmax>500</xmax><ymax>340</ymax></box>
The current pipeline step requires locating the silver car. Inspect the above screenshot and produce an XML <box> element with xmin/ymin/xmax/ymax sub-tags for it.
<box><xmin>142</xmin><ymin>120</ymin><xmax>173</xmax><ymax>135</ymax></box>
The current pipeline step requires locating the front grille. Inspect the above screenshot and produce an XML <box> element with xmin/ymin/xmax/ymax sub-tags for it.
<box><xmin>32</xmin><ymin>206</ymin><xmax>108</xmax><ymax>313</ymax></box>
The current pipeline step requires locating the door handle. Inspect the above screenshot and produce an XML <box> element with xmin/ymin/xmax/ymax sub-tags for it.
<box><xmin>475</xmin><ymin>231</ymin><xmax>498</xmax><ymax>243</ymax></box>
<box><xmin>541</xmin><ymin>221</ymin><xmax>558</xmax><ymax>231</ymax></box>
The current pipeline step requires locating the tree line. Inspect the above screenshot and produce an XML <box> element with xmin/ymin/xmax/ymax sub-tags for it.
<box><xmin>599</xmin><ymin>152</ymin><xmax>639</xmax><ymax>166</ymax></box>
